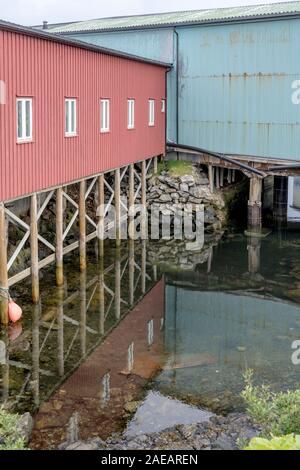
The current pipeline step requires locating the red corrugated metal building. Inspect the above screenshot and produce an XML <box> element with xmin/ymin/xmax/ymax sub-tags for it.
<box><xmin>0</xmin><ymin>21</ymin><xmax>168</xmax><ymax>202</ymax></box>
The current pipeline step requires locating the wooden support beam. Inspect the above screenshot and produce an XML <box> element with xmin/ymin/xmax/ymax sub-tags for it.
<box><xmin>31</xmin><ymin>194</ymin><xmax>40</xmax><ymax>304</ymax></box>
<box><xmin>153</xmin><ymin>156</ymin><xmax>158</xmax><ymax>174</ymax></box>
<box><xmin>56</xmin><ymin>187</ymin><xmax>64</xmax><ymax>287</ymax></box>
<box><xmin>232</xmin><ymin>169</ymin><xmax>236</xmax><ymax>183</ymax></box>
<box><xmin>208</xmin><ymin>165</ymin><xmax>214</xmax><ymax>193</ymax></box>
<box><xmin>0</xmin><ymin>202</ymin><xmax>8</xmax><ymax>325</ymax></box>
<box><xmin>128</xmin><ymin>164</ymin><xmax>135</xmax><ymax>240</ymax></box>
<box><xmin>220</xmin><ymin>168</ymin><xmax>224</xmax><ymax>187</ymax></box>
<box><xmin>97</xmin><ymin>174</ymin><xmax>105</xmax><ymax>258</ymax></box>
<box><xmin>215</xmin><ymin>167</ymin><xmax>220</xmax><ymax>189</ymax></box>
<box><xmin>248</xmin><ymin>176</ymin><xmax>263</xmax><ymax>233</ymax></box>
<box><xmin>79</xmin><ymin>180</ymin><xmax>86</xmax><ymax>271</ymax></box>
<box><xmin>227</xmin><ymin>169</ymin><xmax>232</xmax><ymax>184</ymax></box>
<box><xmin>141</xmin><ymin>160</ymin><xmax>147</xmax><ymax>240</ymax></box>
<box><xmin>115</xmin><ymin>168</ymin><xmax>121</xmax><ymax>248</ymax></box>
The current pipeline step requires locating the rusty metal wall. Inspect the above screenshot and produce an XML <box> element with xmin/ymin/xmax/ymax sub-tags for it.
<box><xmin>0</xmin><ymin>29</ymin><xmax>166</xmax><ymax>202</ymax></box>
<box><xmin>177</xmin><ymin>19</ymin><xmax>300</xmax><ymax>161</ymax></box>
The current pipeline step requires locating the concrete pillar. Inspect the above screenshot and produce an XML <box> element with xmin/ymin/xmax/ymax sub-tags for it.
<box><xmin>248</xmin><ymin>176</ymin><xmax>263</xmax><ymax>233</ymax></box>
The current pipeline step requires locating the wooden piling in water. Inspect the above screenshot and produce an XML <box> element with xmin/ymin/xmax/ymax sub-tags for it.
<box><xmin>115</xmin><ymin>248</ymin><xmax>121</xmax><ymax>320</ymax></box>
<box><xmin>56</xmin><ymin>187</ymin><xmax>64</xmax><ymax>287</ymax></box>
<box><xmin>0</xmin><ymin>202</ymin><xmax>8</xmax><ymax>325</ymax></box>
<box><xmin>79</xmin><ymin>180</ymin><xmax>86</xmax><ymax>271</ymax></box>
<box><xmin>31</xmin><ymin>193</ymin><xmax>40</xmax><ymax>304</ymax></box>
<box><xmin>208</xmin><ymin>165</ymin><xmax>214</xmax><ymax>193</ymax></box>
<box><xmin>248</xmin><ymin>176</ymin><xmax>263</xmax><ymax>233</ymax></box>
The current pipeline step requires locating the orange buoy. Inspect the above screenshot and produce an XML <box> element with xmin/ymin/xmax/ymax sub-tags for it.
<box><xmin>8</xmin><ymin>301</ymin><xmax>22</xmax><ymax>323</ymax></box>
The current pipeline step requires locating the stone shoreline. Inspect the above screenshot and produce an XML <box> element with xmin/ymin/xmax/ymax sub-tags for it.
<box><xmin>59</xmin><ymin>412</ymin><xmax>260</xmax><ymax>451</ymax></box>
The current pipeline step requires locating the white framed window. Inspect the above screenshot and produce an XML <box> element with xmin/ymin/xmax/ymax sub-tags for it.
<box><xmin>65</xmin><ymin>98</ymin><xmax>77</xmax><ymax>136</ymax></box>
<box><xmin>17</xmin><ymin>98</ymin><xmax>32</xmax><ymax>142</ymax></box>
<box><xmin>149</xmin><ymin>99</ymin><xmax>155</xmax><ymax>126</ymax></box>
<box><xmin>161</xmin><ymin>99</ymin><xmax>166</xmax><ymax>113</ymax></box>
<box><xmin>100</xmin><ymin>99</ymin><xmax>110</xmax><ymax>133</ymax></box>
<box><xmin>127</xmin><ymin>99</ymin><xmax>135</xmax><ymax>129</ymax></box>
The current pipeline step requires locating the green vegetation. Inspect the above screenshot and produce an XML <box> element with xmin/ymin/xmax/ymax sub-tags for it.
<box><xmin>0</xmin><ymin>408</ymin><xmax>27</xmax><ymax>450</ymax></box>
<box><xmin>245</xmin><ymin>434</ymin><xmax>300</xmax><ymax>451</ymax></box>
<box><xmin>241</xmin><ymin>370</ymin><xmax>300</xmax><ymax>437</ymax></box>
<box><xmin>157</xmin><ymin>160</ymin><xmax>194</xmax><ymax>177</ymax></box>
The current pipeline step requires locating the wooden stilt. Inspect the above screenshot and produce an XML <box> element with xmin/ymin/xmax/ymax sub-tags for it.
<box><xmin>56</xmin><ymin>187</ymin><xmax>64</xmax><ymax>286</ymax></box>
<box><xmin>215</xmin><ymin>167</ymin><xmax>220</xmax><ymax>189</ymax></box>
<box><xmin>115</xmin><ymin>168</ymin><xmax>121</xmax><ymax>248</ymax></box>
<box><xmin>232</xmin><ymin>169</ymin><xmax>236</xmax><ymax>183</ymax></box>
<box><xmin>0</xmin><ymin>202</ymin><xmax>8</xmax><ymax>325</ymax></box>
<box><xmin>31</xmin><ymin>193</ymin><xmax>40</xmax><ymax>304</ymax></box>
<box><xmin>227</xmin><ymin>169</ymin><xmax>232</xmax><ymax>184</ymax></box>
<box><xmin>98</xmin><ymin>174</ymin><xmax>105</xmax><ymax>258</ymax></box>
<box><xmin>128</xmin><ymin>164</ymin><xmax>135</xmax><ymax>240</ymax></box>
<box><xmin>141</xmin><ymin>160</ymin><xmax>147</xmax><ymax>240</ymax></box>
<box><xmin>248</xmin><ymin>176</ymin><xmax>263</xmax><ymax>233</ymax></box>
<box><xmin>153</xmin><ymin>156</ymin><xmax>158</xmax><ymax>174</ymax></box>
<box><xmin>208</xmin><ymin>165</ymin><xmax>214</xmax><ymax>193</ymax></box>
<box><xmin>220</xmin><ymin>168</ymin><xmax>224</xmax><ymax>187</ymax></box>
<box><xmin>79</xmin><ymin>180</ymin><xmax>86</xmax><ymax>271</ymax></box>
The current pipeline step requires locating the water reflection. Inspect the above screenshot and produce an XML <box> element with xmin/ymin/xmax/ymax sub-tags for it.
<box><xmin>0</xmin><ymin>231</ymin><xmax>300</xmax><ymax>448</ymax></box>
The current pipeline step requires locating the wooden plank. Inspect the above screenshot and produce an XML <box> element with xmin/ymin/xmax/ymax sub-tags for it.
<box><xmin>0</xmin><ymin>202</ymin><xmax>8</xmax><ymax>324</ymax></box>
<box><xmin>30</xmin><ymin>194</ymin><xmax>40</xmax><ymax>303</ymax></box>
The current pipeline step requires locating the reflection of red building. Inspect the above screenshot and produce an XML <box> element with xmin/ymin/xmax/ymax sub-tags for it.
<box><xmin>31</xmin><ymin>280</ymin><xmax>165</xmax><ymax>449</ymax></box>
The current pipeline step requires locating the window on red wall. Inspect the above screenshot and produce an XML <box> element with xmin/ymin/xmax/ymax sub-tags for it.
<box><xmin>65</xmin><ymin>98</ymin><xmax>77</xmax><ymax>137</ymax></box>
<box><xmin>100</xmin><ymin>99</ymin><xmax>110</xmax><ymax>133</ymax></box>
<box><xmin>17</xmin><ymin>98</ymin><xmax>32</xmax><ymax>142</ymax></box>
<box><xmin>127</xmin><ymin>99</ymin><xmax>135</xmax><ymax>129</ymax></box>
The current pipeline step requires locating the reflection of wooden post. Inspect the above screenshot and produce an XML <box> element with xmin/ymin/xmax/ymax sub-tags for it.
<box><xmin>0</xmin><ymin>330</ymin><xmax>9</xmax><ymax>402</ymax></box>
<box><xmin>99</xmin><ymin>256</ymin><xmax>105</xmax><ymax>335</ymax></box>
<box><xmin>115</xmin><ymin>169</ymin><xmax>121</xmax><ymax>248</ymax></box>
<box><xmin>79</xmin><ymin>180</ymin><xmax>86</xmax><ymax>271</ymax></box>
<box><xmin>248</xmin><ymin>237</ymin><xmax>261</xmax><ymax>274</ymax></box>
<box><xmin>141</xmin><ymin>161</ymin><xmax>147</xmax><ymax>240</ymax></box>
<box><xmin>56</xmin><ymin>187</ymin><xmax>64</xmax><ymax>287</ymax></box>
<box><xmin>208</xmin><ymin>165</ymin><xmax>214</xmax><ymax>193</ymax></box>
<box><xmin>80</xmin><ymin>271</ymin><xmax>86</xmax><ymax>356</ymax></box>
<box><xmin>32</xmin><ymin>303</ymin><xmax>40</xmax><ymax>407</ymax></box>
<box><xmin>98</xmin><ymin>174</ymin><xmax>105</xmax><ymax>258</ymax></box>
<box><xmin>0</xmin><ymin>202</ymin><xmax>8</xmax><ymax>324</ymax></box>
<box><xmin>129</xmin><ymin>239</ymin><xmax>135</xmax><ymax>306</ymax></box>
<box><xmin>141</xmin><ymin>240</ymin><xmax>146</xmax><ymax>294</ymax></box>
<box><xmin>31</xmin><ymin>193</ymin><xmax>40</xmax><ymax>303</ymax></box>
<box><xmin>128</xmin><ymin>164</ymin><xmax>135</xmax><ymax>240</ymax></box>
<box><xmin>207</xmin><ymin>246</ymin><xmax>213</xmax><ymax>273</ymax></box>
<box><xmin>115</xmin><ymin>248</ymin><xmax>121</xmax><ymax>320</ymax></box>
<box><xmin>57</xmin><ymin>287</ymin><xmax>64</xmax><ymax>377</ymax></box>
<box><xmin>153</xmin><ymin>265</ymin><xmax>158</xmax><ymax>282</ymax></box>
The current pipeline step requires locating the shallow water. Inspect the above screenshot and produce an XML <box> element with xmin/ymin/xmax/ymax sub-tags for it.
<box><xmin>0</xmin><ymin>230</ymin><xmax>300</xmax><ymax>448</ymax></box>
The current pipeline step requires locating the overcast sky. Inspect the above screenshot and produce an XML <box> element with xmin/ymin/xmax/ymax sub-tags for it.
<box><xmin>0</xmin><ymin>0</ymin><xmax>291</xmax><ymax>26</ymax></box>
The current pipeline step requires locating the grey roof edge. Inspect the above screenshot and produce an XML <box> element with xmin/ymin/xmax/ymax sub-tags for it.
<box><xmin>0</xmin><ymin>19</ymin><xmax>172</xmax><ymax>68</ymax></box>
<box><xmin>51</xmin><ymin>10</ymin><xmax>300</xmax><ymax>35</ymax></box>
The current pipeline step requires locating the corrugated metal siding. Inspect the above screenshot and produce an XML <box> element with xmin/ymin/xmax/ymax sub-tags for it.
<box><xmin>0</xmin><ymin>30</ymin><xmax>166</xmax><ymax>202</ymax></box>
<box><xmin>50</xmin><ymin>2</ymin><xmax>300</xmax><ymax>33</ymax></box>
<box><xmin>178</xmin><ymin>19</ymin><xmax>300</xmax><ymax>160</ymax></box>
